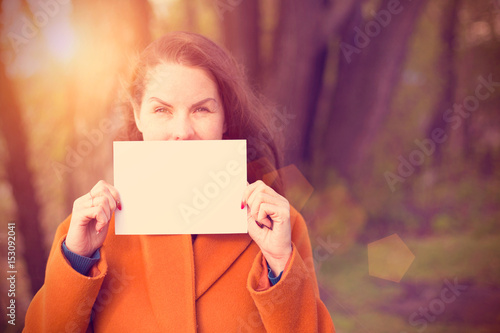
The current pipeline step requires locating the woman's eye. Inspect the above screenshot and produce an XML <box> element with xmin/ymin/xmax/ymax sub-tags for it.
<box><xmin>195</xmin><ymin>107</ymin><xmax>211</xmax><ymax>113</ymax></box>
<box><xmin>154</xmin><ymin>107</ymin><xmax>169</xmax><ymax>113</ymax></box>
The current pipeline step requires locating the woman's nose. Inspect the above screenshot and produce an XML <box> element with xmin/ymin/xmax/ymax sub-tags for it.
<box><xmin>172</xmin><ymin>114</ymin><xmax>195</xmax><ymax>140</ymax></box>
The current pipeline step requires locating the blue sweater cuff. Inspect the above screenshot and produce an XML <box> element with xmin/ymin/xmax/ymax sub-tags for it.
<box><xmin>62</xmin><ymin>240</ymin><xmax>100</xmax><ymax>276</ymax></box>
<box><xmin>267</xmin><ymin>263</ymin><xmax>284</xmax><ymax>286</ymax></box>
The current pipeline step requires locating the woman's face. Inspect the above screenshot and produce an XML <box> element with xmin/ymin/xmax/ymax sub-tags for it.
<box><xmin>135</xmin><ymin>63</ymin><xmax>226</xmax><ymax>141</ymax></box>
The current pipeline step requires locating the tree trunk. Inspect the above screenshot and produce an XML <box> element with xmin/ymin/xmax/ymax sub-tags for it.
<box><xmin>425</xmin><ymin>0</ymin><xmax>460</xmax><ymax>166</ymax></box>
<box><xmin>0</xmin><ymin>64</ymin><xmax>47</xmax><ymax>297</ymax></box>
<box><xmin>184</xmin><ymin>0</ymin><xmax>198</xmax><ymax>32</ymax></box>
<box><xmin>325</xmin><ymin>0</ymin><xmax>428</xmax><ymax>179</ymax></box>
<box><xmin>218</xmin><ymin>0</ymin><xmax>357</xmax><ymax>166</ymax></box>
<box><xmin>221</xmin><ymin>0</ymin><xmax>261</xmax><ymax>86</ymax></box>
<box><xmin>265</xmin><ymin>0</ymin><xmax>357</xmax><ymax>165</ymax></box>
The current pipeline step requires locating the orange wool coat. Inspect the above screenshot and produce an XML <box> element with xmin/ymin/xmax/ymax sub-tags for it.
<box><xmin>24</xmin><ymin>207</ymin><xmax>335</xmax><ymax>332</ymax></box>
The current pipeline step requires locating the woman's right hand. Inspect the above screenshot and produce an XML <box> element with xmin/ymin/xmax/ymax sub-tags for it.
<box><xmin>65</xmin><ymin>180</ymin><xmax>121</xmax><ymax>257</ymax></box>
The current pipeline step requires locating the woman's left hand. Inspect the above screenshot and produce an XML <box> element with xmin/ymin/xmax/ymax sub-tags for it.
<box><xmin>242</xmin><ymin>180</ymin><xmax>292</xmax><ymax>275</ymax></box>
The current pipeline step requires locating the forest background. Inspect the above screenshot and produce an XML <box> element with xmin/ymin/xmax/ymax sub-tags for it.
<box><xmin>0</xmin><ymin>0</ymin><xmax>499</xmax><ymax>332</ymax></box>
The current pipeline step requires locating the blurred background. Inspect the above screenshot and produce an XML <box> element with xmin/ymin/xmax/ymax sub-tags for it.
<box><xmin>1</xmin><ymin>0</ymin><xmax>500</xmax><ymax>331</ymax></box>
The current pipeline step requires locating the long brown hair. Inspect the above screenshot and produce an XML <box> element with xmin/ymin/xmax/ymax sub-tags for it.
<box><xmin>120</xmin><ymin>31</ymin><xmax>283</xmax><ymax>194</ymax></box>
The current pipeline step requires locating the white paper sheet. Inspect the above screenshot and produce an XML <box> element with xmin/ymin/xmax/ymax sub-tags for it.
<box><xmin>113</xmin><ymin>140</ymin><xmax>247</xmax><ymax>235</ymax></box>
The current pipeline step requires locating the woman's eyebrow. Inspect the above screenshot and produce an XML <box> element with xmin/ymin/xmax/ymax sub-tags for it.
<box><xmin>191</xmin><ymin>98</ymin><xmax>217</xmax><ymax>109</ymax></box>
<box><xmin>147</xmin><ymin>97</ymin><xmax>217</xmax><ymax>109</ymax></box>
<box><xmin>148</xmin><ymin>97</ymin><xmax>173</xmax><ymax>108</ymax></box>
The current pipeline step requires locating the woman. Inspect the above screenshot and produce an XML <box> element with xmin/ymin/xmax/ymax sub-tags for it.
<box><xmin>24</xmin><ymin>32</ymin><xmax>335</xmax><ymax>332</ymax></box>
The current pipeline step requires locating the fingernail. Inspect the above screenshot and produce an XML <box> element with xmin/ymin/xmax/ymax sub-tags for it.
<box><xmin>96</xmin><ymin>229</ymin><xmax>101</xmax><ymax>235</ymax></box>
<box><xmin>241</xmin><ymin>202</ymin><xmax>245</xmax><ymax>210</ymax></box>
<box><xmin>117</xmin><ymin>201</ymin><xmax>122</xmax><ymax>210</ymax></box>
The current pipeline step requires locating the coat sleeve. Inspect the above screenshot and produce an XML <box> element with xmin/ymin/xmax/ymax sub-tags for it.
<box><xmin>247</xmin><ymin>207</ymin><xmax>335</xmax><ymax>332</ymax></box>
<box><xmin>24</xmin><ymin>215</ymin><xmax>107</xmax><ymax>333</ymax></box>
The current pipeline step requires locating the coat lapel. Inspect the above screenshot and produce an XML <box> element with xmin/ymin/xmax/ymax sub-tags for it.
<box><xmin>139</xmin><ymin>234</ymin><xmax>196</xmax><ymax>332</ymax></box>
<box><xmin>193</xmin><ymin>233</ymin><xmax>253</xmax><ymax>299</ymax></box>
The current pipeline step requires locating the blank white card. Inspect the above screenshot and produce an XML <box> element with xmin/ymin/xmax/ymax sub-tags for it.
<box><xmin>113</xmin><ymin>140</ymin><xmax>247</xmax><ymax>235</ymax></box>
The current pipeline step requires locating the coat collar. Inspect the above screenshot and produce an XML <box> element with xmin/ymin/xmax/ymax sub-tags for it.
<box><xmin>193</xmin><ymin>233</ymin><xmax>253</xmax><ymax>299</ymax></box>
<box><xmin>138</xmin><ymin>234</ymin><xmax>197</xmax><ymax>332</ymax></box>
<box><xmin>109</xmin><ymin>216</ymin><xmax>252</xmax><ymax>330</ymax></box>
<box><xmin>135</xmin><ymin>233</ymin><xmax>252</xmax><ymax>330</ymax></box>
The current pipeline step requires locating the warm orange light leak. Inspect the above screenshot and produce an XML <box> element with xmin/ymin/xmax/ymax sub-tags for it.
<box><xmin>1</xmin><ymin>0</ymin><xmax>77</xmax><ymax>77</ymax></box>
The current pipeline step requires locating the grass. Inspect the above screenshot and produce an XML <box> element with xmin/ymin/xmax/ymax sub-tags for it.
<box><xmin>317</xmin><ymin>232</ymin><xmax>500</xmax><ymax>332</ymax></box>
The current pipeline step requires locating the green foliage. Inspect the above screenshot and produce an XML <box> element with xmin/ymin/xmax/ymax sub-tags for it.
<box><xmin>318</xmin><ymin>232</ymin><xmax>500</xmax><ymax>332</ymax></box>
<box><xmin>301</xmin><ymin>172</ymin><xmax>367</xmax><ymax>252</ymax></box>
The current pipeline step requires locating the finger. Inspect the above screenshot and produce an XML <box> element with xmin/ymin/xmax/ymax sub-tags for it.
<box><xmin>73</xmin><ymin>193</ymin><xmax>93</xmax><ymax>210</ymax></box>
<box><xmin>256</xmin><ymin>203</ymin><xmax>275</xmax><ymax>229</ymax></box>
<box><xmin>258</xmin><ymin>202</ymin><xmax>292</xmax><ymax>231</ymax></box>
<box><xmin>242</xmin><ymin>180</ymin><xmax>273</xmax><ymax>207</ymax></box>
<box><xmin>91</xmin><ymin>184</ymin><xmax>120</xmax><ymax>212</ymax></box>
<box><xmin>247</xmin><ymin>192</ymin><xmax>279</xmax><ymax>222</ymax></box>
<box><xmin>241</xmin><ymin>182</ymin><xmax>256</xmax><ymax>208</ymax></box>
<box><xmin>82</xmin><ymin>191</ymin><xmax>101</xmax><ymax>210</ymax></box>
<box><xmin>97</xmin><ymin>187</ymin><xmax>117</xmax><ymax>212</ymax></box>
<box><xmin>248</xmin><ymin>183</ymin><xmax>278</xmax><ymax>207</ymax></box>
<box><xmin>242</xmin><ymin>181</ymin><xmax>250</xmax><ymax>209</ymax></box>
<box><xmin>257</xmin><ymin>216</ymin><xmax>273</xmax><ymax>230</ymax></box>
<box><xmin>257</xmin><ymin>200</ymin><xmax>290</xmax><ymax>227</ymax></box>
<box><xmin>248</xmin><ymin>215</ymin><xmax>266</xmax><ymax>233</ymax></box>
<box><xmin>91</xmin><ymin>196</ymin><xmax>111</xmax><ymax>221</ymax></box>
<box><xmin>104</xmin><ymin>183</ymin><xmax>122</xmax><ymax>210</ymax></box>
<box><xmin>92</xmin><ymin>180</ymin><xmax>122</xmax><ymax>210</ymax></box>
<box><xmin>241</xmin><ymin>180</ymin><xmax>265</xmax><ymax>203</ymax></box>
<box><xmin>75</xmin><ymin>206</ymin><xmax>109</xmax><ymax>229</ymax></box>
<box><xmin>246</xmin><ymin>204</ymin><xmax>272</xmax><ymax>230</ymax></box>
<box><xmin>91</xmin><ymin>179</ymin><xmax>109</xmax><ymax>194</ymax></box>
<box><xmin>94</xmin><ymin>206</ymin><xmax>110</xmax><ymax>232</ymax></box>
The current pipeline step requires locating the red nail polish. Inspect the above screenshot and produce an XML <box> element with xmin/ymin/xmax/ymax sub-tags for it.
<box><xmin>241</xmin><ymin>203</ymin><xmax>245</xmax><ymax>209</ymax></box>
<box><xmin>117</xmin><ymin>201</ymin><xmax>122</xmax><ymax>210</ymax></box>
